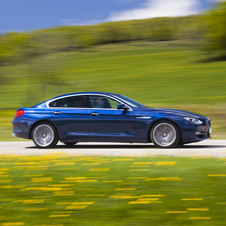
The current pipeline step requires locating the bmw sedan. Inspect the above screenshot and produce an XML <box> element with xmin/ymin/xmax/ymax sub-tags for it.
<box><xmin>12</xmin><ymin>92</ymin><xmax>212</xmax><ymax>148</ymax></box>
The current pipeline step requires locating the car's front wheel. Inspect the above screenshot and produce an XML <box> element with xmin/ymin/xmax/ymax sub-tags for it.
<box><xmin>151</xmin><ymin>121</ymin><xmax>180</xmax><ymax>148</ymax></box>
<box><xmin>32</xmin><ymin>122</ymin><xmax>58</xmax><ymax>148</ymax></box>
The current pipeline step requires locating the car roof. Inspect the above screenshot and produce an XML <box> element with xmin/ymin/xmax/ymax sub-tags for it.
<box><xmin>32</xmin><ymin>92</ymin><xmax>124</xmax><ymax>109</ymax></box>
<box><xmin>51</xmin><ymin>92</ymin><xmax>119</xmax><ymax>99</ymax></box>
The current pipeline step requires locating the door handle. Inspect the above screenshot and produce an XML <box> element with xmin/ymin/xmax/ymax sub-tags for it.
<box><xmin>91</xmin><ymin>112</ymin><xmax>99</xmax><ymax>116</ymax></box>
<box><xmin>54</xmin><ymin>111</ymin><xmax>62</xmax><ymax>115</ymax></box>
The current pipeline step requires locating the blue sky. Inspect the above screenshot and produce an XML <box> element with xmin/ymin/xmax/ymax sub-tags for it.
<box><xmin>0</xmin><ymin>0</ymin><xmax>219</xmax><ymax>33</ymax></box>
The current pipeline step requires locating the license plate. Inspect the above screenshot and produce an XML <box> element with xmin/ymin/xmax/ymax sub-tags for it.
<box><xmin>209</xmin><ymin>127</ymin><xmax>212</xmax><ymax>133</ymax></box>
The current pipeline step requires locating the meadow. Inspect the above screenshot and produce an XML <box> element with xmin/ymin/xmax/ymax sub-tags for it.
<box><xmin>0</xmin><ymin>41</ymin><xmax>225</xmax><ymax>141</ymax></box>
<box><xmin>0</xmin><ymin>155</ymin><xmax>225</xmax><ymax>225</ymax></box>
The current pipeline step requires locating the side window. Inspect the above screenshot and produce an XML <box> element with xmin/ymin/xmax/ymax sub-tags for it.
<box><xmin>49</xmin><ymin>96</ymin><xmax>87</xmax><ymax>108</ymax></box>
<box><xmin>49</xmin><ymin>98</ymin><xmax>64</xmax><ymax>107</ymax></box>
<box><xmin>108</xmin><ymin>98</ymin><xmax>120</xmax><ymax>109</ymax></box>
<box><xmin>90</xmin><ymin>95</ymin><xmax>120</xmax><ymax>109</ymax></box>
<box><xmin>64</xmin><ymin>96</ymin><xmax>86</xmax><ymax>108</ymax></box>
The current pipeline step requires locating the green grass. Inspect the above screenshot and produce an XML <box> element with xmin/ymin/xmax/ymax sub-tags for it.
<box><xmin>0</xmin><ymin>155</ymin><xmax>226</xmax><ymax>225</ymax></box>
<box><xmin>0</xmin><ymin>41</ymin><xmax>226</xmax><ymax>140</ymax></box>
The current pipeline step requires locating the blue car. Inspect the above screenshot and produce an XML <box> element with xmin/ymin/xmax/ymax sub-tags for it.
<box><xmin>12</xmin><ymin>92</ymin><xmax>212</xmax><ymax>148</ymax></box>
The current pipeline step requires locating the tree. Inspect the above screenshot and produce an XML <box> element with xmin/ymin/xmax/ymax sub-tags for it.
<box><xmin>204</xmin><ymin>1</ymin><xmax>226</xmax><ymax>55</ymax></box>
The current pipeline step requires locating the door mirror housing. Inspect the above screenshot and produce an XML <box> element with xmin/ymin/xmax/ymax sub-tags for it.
<box><xmin>117</xmin><ymin>104</ymin><xmax>129</xmax><ymax>111</ymax></box>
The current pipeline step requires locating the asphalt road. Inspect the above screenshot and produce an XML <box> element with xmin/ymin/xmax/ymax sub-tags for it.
<box><xmin>0</xmin><ymin>140</ymin><xmax>226</xmax><ymax>157</ymax></box>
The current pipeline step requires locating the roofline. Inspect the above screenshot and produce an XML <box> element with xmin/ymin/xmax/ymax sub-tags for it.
<box><xmin>44</xmin><ymin>92</ymin><xmax>133</xmax><ymax>111</ymax></box>
<box><xmin>49</xmin><ymin>92</ymin><xmax>118</xmax><ymax>100</ymax></box>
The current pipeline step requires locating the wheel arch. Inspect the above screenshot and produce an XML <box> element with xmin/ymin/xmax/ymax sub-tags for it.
<box><xmin>29</xmin><ymin>119</ymin><xmax>59</xmax><ymax>139</ymax></box>
<box><xmin>147</xmin><ymin>118</ymin><xmax>183</xmax><ymax>144</ymax></box>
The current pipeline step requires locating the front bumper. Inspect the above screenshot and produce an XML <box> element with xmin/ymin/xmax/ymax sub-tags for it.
<box><xmin>182</xmin><ymin>119</ymin><xmax>212</xmax><ymax>144</ymax></box>
<box><xmin>195</xmin><ymin>120</ymin><xmax>212</xmax><ymax>139</ymax></box>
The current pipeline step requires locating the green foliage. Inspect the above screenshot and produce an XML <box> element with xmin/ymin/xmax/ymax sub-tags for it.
<box><xmin>0</xmin><ymin>15</ymin><xmax>204</xmax><ymax>65</ymax></box>
<box><xmin>204</xmin><ymin>2</ymin><xmax>226</xmax><ymax>54</ymax></box>
<box><xmin>0</xmin><ymin>32</ymin><xmax>30</xmax><ymax>64</ymax></box>
<box><xmin>1</xmin><ymin>10</ymin><xmax>226</xmax><ymax>64</ymax></box>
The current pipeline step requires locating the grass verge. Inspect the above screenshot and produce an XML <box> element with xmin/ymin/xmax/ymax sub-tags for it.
<box><xmin>0</xmin><ymin>155</ymin><xmax>226</xmax><ymax>225</ymax></box>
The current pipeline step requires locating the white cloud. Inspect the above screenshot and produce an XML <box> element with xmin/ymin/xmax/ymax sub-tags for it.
<box><xmin>108</xmin><ymin>0</ymin><xmax>202</xmax><ymax>22</ymax></box>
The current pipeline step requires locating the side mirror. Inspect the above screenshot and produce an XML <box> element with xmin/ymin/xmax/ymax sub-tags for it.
<box><xmin>117</xmin><ymin>104</ymin><xmax>129</xmax><ymax>111</ymax></box>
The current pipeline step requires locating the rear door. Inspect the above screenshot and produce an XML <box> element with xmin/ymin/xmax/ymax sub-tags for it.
<box><xmin>88</xmin><ymin>95</ymin><xmax>135</xmax><ymax>142</ymax></box>
<box><xmin>49</xmin><ymin>95</ymin><xmax>90</xmax><ymax>142</ymax></box>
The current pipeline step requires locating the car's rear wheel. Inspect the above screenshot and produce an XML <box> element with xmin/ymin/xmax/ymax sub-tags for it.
<box><xmin>151</xmin><ymin>121</ymin><xmax>180</xmax><ymax>148</ymax></box>
<box><xmin>32</xmin><ymin>122</ymin><xmax>58</xmax><ymax>148</ymax></box>
<box><xmin>63</xmin><ymin>142</ymin><xmax>77</xmax><ymax>147</ymax></box>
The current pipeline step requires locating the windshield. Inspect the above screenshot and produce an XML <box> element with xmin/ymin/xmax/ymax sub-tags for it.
<box><xmin>113</xmin><ymin>94</ymin><xmax>146</xmax><ymax>108</ymax></box>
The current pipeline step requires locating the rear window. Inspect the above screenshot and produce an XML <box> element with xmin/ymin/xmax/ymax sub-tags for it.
<box><xmin>49</xmin><ymin>98</ymin><xmax>64</xmax><ymax>107</ymax></box>
<box><xmin>49</xmin><ymin>96</ymin><xmax>86</xmax><ymax>108</ymax></box>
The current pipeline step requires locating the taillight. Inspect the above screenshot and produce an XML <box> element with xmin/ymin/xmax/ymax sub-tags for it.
<box><xmin>16</xmin><ymin>110</ymin><xmax>24</xmax><ymax>117</ymax></box>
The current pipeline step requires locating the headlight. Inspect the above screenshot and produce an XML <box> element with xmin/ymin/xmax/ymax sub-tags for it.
<box><xmin>184</xmin><ymin>117</ymin><xmax>203</xmax><ymax>125</ymax></box>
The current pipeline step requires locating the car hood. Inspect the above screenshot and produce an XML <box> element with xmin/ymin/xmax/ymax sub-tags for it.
<box><xmin>136</xmin><ymin>107</ymin><xmax>208</xmax><ymax>120</ymax></box>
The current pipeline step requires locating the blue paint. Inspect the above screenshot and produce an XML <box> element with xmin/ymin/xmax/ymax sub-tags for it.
<box><xmin>12</xmin><ymin>92</ymin><xmax>212</xmax><ymax>146</ymax></box>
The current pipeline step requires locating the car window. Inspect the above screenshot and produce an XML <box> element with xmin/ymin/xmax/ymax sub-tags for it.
<box><xmin>113</xmin><ymin>94</ymin><xmax>146</xmax><ymax>108</ymax></box>
<box><xmin>49</xmin><ymin>98</ymin><xmax>64</xmax><ymax>107</ymax></box>
<box><xmin>89</xmin><ymin>95</ymin><xmax>120</xmax><ymax>109</ymax></box>
<box><xmin>49</xmin><ymin>95</ymin><xmax>87</xmax><ymax>108</ymax></box>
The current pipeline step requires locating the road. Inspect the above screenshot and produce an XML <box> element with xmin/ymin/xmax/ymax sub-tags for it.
<box><xmin>0</xmin><ymin>140</ymin><xmax>226</xmax><ymax>157</ymax></box>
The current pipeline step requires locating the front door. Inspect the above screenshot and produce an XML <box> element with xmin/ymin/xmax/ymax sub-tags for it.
<box><xmin>88</xmin><ymin>95</ymin><xmax>135</xmax><ymax>142</ymax></box>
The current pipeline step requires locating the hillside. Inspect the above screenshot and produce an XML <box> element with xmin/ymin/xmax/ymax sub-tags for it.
<box><xmin>0</xmin><ymin>41</ymin><xmax>225</xmax><ymax>140</ymax></box>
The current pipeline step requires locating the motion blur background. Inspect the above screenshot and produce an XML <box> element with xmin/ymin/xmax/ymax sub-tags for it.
<box><xmin>0</xmin><ymin>0</ymin><xmax>226</xmax><ymax>140</ymax></box>
<box><xmin>0</xmin><ymin>1</ymin><xmax>226</xmax><ymax>226</ymax></box>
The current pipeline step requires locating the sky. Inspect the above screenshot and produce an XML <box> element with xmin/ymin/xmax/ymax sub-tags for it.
<box><xmin>0</xmin><ymin>0</ymin><xmax>221</xmax><ymax>33</ymax></box>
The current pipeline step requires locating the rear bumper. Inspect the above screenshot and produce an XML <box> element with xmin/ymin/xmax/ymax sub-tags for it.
<box><xmin>13</xmin><ymin>131</ymin><xmax>30</xmax><ymax>139</ymax></box>
<box><xmin>12</xmin><ymin>121</ymin><xmax>30</xmax><ymax>139</ymax></box>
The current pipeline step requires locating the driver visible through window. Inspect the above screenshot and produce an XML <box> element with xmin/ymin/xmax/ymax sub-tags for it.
<box><xmin>90</xmin><ymin>95</ymin><xmax>120</xmax><ymax>109</ymax></box>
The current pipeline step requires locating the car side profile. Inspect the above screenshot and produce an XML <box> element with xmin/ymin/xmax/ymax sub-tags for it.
<box><xmin>12</xmin><ymin>92</ymin><xmax>212</xmax><ymax>148</ymax></box>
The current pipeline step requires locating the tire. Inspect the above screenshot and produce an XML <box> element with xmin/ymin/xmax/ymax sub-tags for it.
<box><xmin>151</xmin><ymin>120</ymin><xmax>180</xmax><ymax>148</ymax></box>
<box><xmin>32</xmin><ymin>122</ymin><xmax>58</xmax><ymax>148</ymax></box>
<box><xmin>63</xmin><ymin>142</ymin><xmax>77</xmax><ymax>147</ymax></box>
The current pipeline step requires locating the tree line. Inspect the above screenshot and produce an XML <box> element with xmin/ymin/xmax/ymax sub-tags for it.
<box><xmin>0</xmin><ymin>16</ymin><xmax>194</xmax><ymax>65</ymax></box>
<box><xmin>0</xmin><ymin>1</ymin><xmax>225</xmax><ymax>66</ymax></box>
